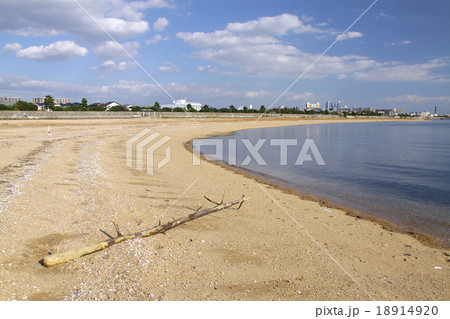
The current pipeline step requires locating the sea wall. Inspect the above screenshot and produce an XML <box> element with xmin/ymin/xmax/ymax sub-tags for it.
<box><xmin>0</xmin><ymin>111</ymin><xmax>340</xmax><ymax>120</ymax></box>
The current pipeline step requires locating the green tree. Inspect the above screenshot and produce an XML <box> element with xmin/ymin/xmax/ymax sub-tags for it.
<box><xmin>229</xmin><ymin>105</ymin><xmax>237</xmax><ymax>112</ymax></box>
<box><xmin>201</xmin><ymin>104</ymin><xmax>210</xmax><ymax>112</ymax></box>
<box><xmin>81</xmin><ymin>98</ymin><xmax>88</xmax><ymax>109</ymax></box>
<box><xmin>89</xmin><ymin>105</ymin><xmax>106</xmax><ymax>111</ymax></box>
<box><xmin>130</xmin><ymin>106</ymin><xmax>142</xmax><ymax>112</ymax></box>
<box><xmin>68</xmin><ymin>104</ymin><xmax>83</xmax><ymax>111</ymax></box>
<box><xmin>14</xmin><ymin>100</ymin><xmax>37</xmax><ymax>111</ymax></box>
<box><xmin>259</xmin><ymin>105</ymin><xmax>266</xmax><ymax>113</ymax></box>
<box><xmin>186</xmin><ymin>103</ymin><xmax>197</xmax><ymax>112</ymax></box>
<box><xmin>44</xmin><ymin>95</ymin><xmax>55</xmax><ymax>111</ymax></box>
<box><xmin>109</xmin><ymin>105</ymin><xmax>129</xmax><ymax>112</ymax></box>
<box><xmin>0</xmin><ymin>104</ymin><xmax>14</xmax><ymax>110</ymax></box>
<box><xmin>154</xmin><ymin>101</ymin><xmax>161</xmax><ymax>111</ymax></box>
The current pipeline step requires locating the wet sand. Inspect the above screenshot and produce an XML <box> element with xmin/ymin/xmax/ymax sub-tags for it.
<box><xmin>0</xmin><ymin>117</ymin><xmax>448</xmax><ymax>301</ymax></box>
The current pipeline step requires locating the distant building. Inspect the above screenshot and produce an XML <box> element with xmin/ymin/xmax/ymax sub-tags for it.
<box><xmin>375</xmin><ymin>108</ymin><xmax>402</xmax><ymax>117</ymax></box>
<box><xmin>162</xmin><ymin>98</ymin><xmax>202</xmax><ymax>111</ymax></box>
<box><xmin>306</xmin><ymin>102</ymin><xmax>321</xmax><ymax>110</ymax></box>
<box><xmin>325</xmin><ymin>100</ymin><xmax>340</xmax><ymax>111</ymax></box>
<box><xmin>104</xmin><ymin>101</ymin><xmax>121</xmax><ymax>111</ymax></box>
<box><xmin>33</xmin><ymin>97</ymin><xmax>71</xmax><ymax>108</ymax></box>
<box><xmin>351</xmin><ymin>107</ymin><xmax>371</xmax><ymax>114</ymax></box>
<box><xmin>0</xmin><ymin>96</ymin><xmax>21</xmax><ymax>106</ymax></box>
<box><xmin>123</xmin><ymin>104</ymin><xmax>136</xmax><ymax>111</ymax></box>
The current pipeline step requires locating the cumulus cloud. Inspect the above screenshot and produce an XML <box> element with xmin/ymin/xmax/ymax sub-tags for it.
<box><xmin>93</xmin><ymin>41</ymin><xmax>139</xmax><ymax>60</ymax></box>
<box><xmin>0</xmin><ymin>0</ymin><xmax>173</xmax><ymax>40</ymax></box>
<box><xmin>179</xmin><ymin>26</ymin><xmax>377</xmax><ymax>79</ymax></box>
<box><xmin>153</xmin><ymin>17</ymin><xmax>169</xmax><ymax>31</ymax></box>
<box><xmin>352</xmin><ymin>58</ymin><xmax>450</xmax><ymax>82</ymax></box>
<box><xmin>286</xmin><ymin>92</ymin><xmax>317</xmax><ymax>101</ymax></box>
<box><xmin>197</xmin><ymin>65</ymin><xmax>217</xmax><ymax>73</ymax></box>
<box><xmin>177</xmin><ymin>14</ymin><xmax>376</xmax><ymax>79</ymax></box>
<box><xmin>15</xmin><ymin>41</ymin><xmax>88</xmax><ymax>61</ymax></box>
<box><xmin>226</xmin><ymin>13</ymin><xmax>322</xmax><ymax>36</ymax></box>
<box><xmin>145</xmin><ymin>34</ymin><xmax>169</xmax><ymax>45</ymax></box>
<box><xmin>93</xmin><ymin>60</ymin><xmax>136</xmax><ymax>72</ymax></box>
<box><xmin>158</xmin><ymin>62</ymin><xmax>179</xmax><ymax>72</ymax></box>
<box><xmin>177</xmin><ymin>14</ymin><xmax>449</xmax><ymax>83</ymax></box>
<box><xmin>2</xmin><ymin>43</ymin><xmax>22</xmax><ymax>54</ymax></box>
<box><xmin>337</xmin><ymin>31</ymin><xmax>363</xmax><ymax>41</ymax></box>
<box><xmin>244</xmin><ymin>90</ymin><xmax>269</xmax><ymax>98</ymax></box>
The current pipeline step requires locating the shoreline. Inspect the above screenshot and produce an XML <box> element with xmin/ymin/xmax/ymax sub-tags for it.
<box><xmin>184</xmin><ymin>122</ymin><xmax>448</xmax><ymax>250</ymax></box>
<box><xmin>1</xmin><ymin>117</ymin><xmax>448</xmax><ymax>301</ymax></box>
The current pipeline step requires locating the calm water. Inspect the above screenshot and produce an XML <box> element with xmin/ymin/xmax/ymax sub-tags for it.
<box><xmin>194</xmin><ymin>120</ymin><xmax>450</xmax><ymax>244</ymax></box>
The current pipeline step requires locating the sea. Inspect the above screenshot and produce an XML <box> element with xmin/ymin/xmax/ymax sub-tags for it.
<box><xmin>193</xmin><ymin>120</ymin><xmax>450</xmax><ymax>245</ymax></box>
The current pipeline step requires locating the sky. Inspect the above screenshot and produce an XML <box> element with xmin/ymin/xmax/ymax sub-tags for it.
<box><xmin>0</xmin><ymin>0</ymin><xmax>449</xmax><ymax>113</ymax></box>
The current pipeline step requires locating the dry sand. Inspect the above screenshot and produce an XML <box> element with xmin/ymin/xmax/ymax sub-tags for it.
<box><xmin>0</xmin><ymin>117</ymin><xmax>448</xmax><ymax>301</ymax></box>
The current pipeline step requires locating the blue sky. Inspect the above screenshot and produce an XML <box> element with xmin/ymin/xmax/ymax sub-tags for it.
<box><xmin>1</xmin><ymin>0</ymin><xmax>449</xmax><ymax>113</ymax></box>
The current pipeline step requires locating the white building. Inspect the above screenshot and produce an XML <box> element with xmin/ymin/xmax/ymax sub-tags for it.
<box><xmin>162</xmin><ymin>98</ymin><xmax>202</xmax><ymax>111</ymax></box>
<box><xmin>32</xmin><ymin>97</ymin><xmax>71</xmax><ymax>106</ymax></box>
<box><xmin>306</xmin><ymin>102</ymin><xmax>321</xmax><ymax>110</ymax></box>
<box><xmin>104</xmin><ymin>101</ymin><xmax>121</xmax><ymax>111</ymax></box>
<box><xmin>0</xmin><ymin>97</ymin><xmax>21</xmax><ymax>106</ymax></box>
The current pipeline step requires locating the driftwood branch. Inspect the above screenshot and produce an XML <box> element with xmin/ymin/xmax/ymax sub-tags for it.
<box><xmin>42</xmin><ymin>195</ymin><xmax>248</xmax><ymax>267</ymax></box>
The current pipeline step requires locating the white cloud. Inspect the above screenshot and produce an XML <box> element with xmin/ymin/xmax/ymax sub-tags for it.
<box><xmin>286</xmin><ymin>92</ymin><xmax>317</xmax><ymax>101</ymax></box>
<box><xmin>244</xmin><ymin>90</ymin><xmax>269</xmax><ymax>98</ymax></box>
<box><xmin>15</xmin><ymin>41</ymin><xmax>88</xmax><ymax>61</ymax></box>
<box><xmin>0</xmin><ymin>73</ymin><xmax>240</xmax><ymax>103</ymax></box>
<box><xmin>385</xmin><ymin>40</ymin><xmax>411</xmax><ymax>46</ymax></box>
<box><xmin>158</xmin><ymin>62</ymin><xmax>179</xmax><ymax>72</ymax></box>
<box><xmin>145</xmin><ymin>34</ymin><xmax>169</xmax><ymax>45</ymax></box>
<box><xmin>153</xmin><ymin>17</ymin><xmax>169</xmax><ymax>31</ymax></box>
<box><xmin>93</xmin><ymin>41</ymin><xmax>139</xmax><ymax>60</ymax></box>
<box><xmin>0</xmin><ymin>0</ymin><xmax>173</xmax><ymax>40</ymax></box>
<box><xmin>226</xmin><ymin>14</ymin><xmax>323</xmax><ymax>36</ymax></box>
<box><xmin>146</xmin><ymin>34</ymin><xmax>162</xmax><ymax>44</ymax></box>
<box><xmin>337</xmin><ymin>31</ymin><xmax>363</xmax><ymax>41</ymax></box>
<box><xmin>2</xmin><ymin>43</ymin><xmax>22</xmax><ymax>54</ymax></box>
<box><xmin>197</xmin><ymin>65</ymin><xmax>217</xmax><ymax>73</ymax></box>
<box><xmin>352</xmin><ymin>58</ymin><xmax>449</xmax><ymax>82</ymax></box>
<box><xmin>93</xmin><ymin>60</ymin><xmax>136</xmax><ymax>72</ymax></box>
<box><xmin>177</xmin><ymin>14</ymin><xmax>448</xmax><ymax>83</ymax></box>
<box><xmin>385</xmin><ymin>95</ymin><xmax>450</xmax><ymax>103</ymax></box>
<box><xmin>96</xmin><ymin>18</ymin><xmax>149</xmax><ymax>39</ymax></box>
<box><xmin>177</xmin><ymin>14</ymin><xmax>376</xmax><ymax>79</ymax></box>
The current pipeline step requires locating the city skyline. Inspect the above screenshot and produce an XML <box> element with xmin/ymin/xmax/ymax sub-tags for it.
<box><xmin>1</xmin><ymin>0</ymin><xmax>450</xmax><ymax>113</ymax></box>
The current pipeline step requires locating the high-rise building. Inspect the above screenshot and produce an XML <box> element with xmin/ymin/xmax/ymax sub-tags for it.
<box><xmin>306</xmin><ymin>102</ymin><xmax>321</xmax><ymax>110</ymax></box>
<box><xmin>33</xmin><ymin>97</ymin><xmax>71</xmax><ymax>106</ymax></box>
<box><xmin>0</xmin><ymin>96</ymin><xmax>21</xmax><ymax>106</ymax></box>
<box><xmin>325</xmin><ymin>100</ymin><xmax>341</xmax><ymax>111</ymax></box>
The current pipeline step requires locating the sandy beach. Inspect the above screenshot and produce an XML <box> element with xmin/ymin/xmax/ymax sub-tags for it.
<box><xmin>0</xmin><ymin>117</ymin><xmax>448</xmax><ymax>301</ymax></box>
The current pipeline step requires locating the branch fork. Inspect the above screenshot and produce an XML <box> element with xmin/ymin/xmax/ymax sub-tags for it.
<box><xmin>42</xmin><ymin>194</ymin><xmax>248</xmax><ymax>267</ymax></box>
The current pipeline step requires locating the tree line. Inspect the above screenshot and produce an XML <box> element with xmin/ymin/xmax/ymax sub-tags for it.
<box><xmin>0</xmin><ymin>96</ymin><xmax>400</xmax><ymax>116</ymax></box>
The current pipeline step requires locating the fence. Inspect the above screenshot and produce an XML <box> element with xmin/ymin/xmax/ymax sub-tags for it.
<box><xmin>0</xmin><ymin>110</ymin><xmax>340</xmax><ymax>120</ymax></box>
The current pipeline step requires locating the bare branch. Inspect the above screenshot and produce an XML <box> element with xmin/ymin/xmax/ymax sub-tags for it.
<box><xmin>42</xmin><ymin>196</ymin><xmax>248</xmax><ymax>267</ymax></box>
